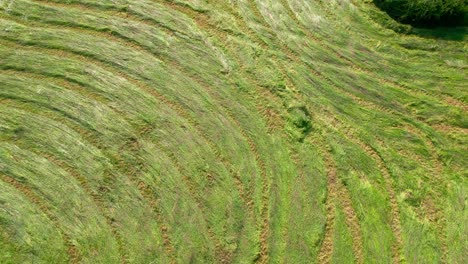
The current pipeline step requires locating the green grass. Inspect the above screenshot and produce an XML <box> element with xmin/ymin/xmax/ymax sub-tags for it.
<box><xmin>0</xmin><ymin>0</ymin><xmax>466</xmax><ymax>263</ymax></box>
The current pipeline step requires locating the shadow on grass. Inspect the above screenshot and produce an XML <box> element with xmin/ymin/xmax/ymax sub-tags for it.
<box><xmin>409</xmin><ymin>26</ymin><xmax>467</xmax><ymax>41</ymax></box>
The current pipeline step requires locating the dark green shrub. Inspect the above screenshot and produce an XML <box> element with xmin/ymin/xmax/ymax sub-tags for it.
<box><xmin>374</xmin><ymin>0</ymin><xmax>467</xmax><ymax>26</ymax></box>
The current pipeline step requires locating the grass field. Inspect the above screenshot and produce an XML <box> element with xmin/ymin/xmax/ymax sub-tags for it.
<box><xmin>0</xmin><ymin>0</ymin><xmax>466</xmax><ymax>263</ymax></box>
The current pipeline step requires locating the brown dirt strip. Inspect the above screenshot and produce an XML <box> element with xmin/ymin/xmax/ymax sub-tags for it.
<box><xmin>336</xmin><ymin>179</ymin><xmax>364</xmax><ymax>264</ymax></box>
<box><xmin>0</xmin><ymin>173</ymin><xmax>81</xmax><ymax>263</ymax></box>
<box><xmin>315</xmin><ymin>146</ymin><xmax>338</xmax><ymax>264</ymax></box>
<box><xmin>309</xmin><ymin>132</ymin><xmax>364</xmax><ymax>264</ymax></box>
<box><xmin>431</xmin><ymin>124</ymin><xmax>468</xmax><ymax>135</ymax></box>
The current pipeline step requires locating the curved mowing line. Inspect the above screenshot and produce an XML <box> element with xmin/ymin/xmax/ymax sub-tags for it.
<box><xmin>0</xmin><ymin>173</ymin><xmax>80</xmax><ymax>263</ymax></box>
<box><xmin>235</xmin><ymin>2</ymin><xmax>404</xmax><ymax>262</ymax></box>
<box><xmin>29</xmin><ymin>0</ymin><xmax>194</xmax><ymax>39</ymax></box>
<box><xmin>2</xmin><ymin>80</ymin><xmax>180</xmax><ymax>263</ymax></box>
<box><xmin>173</xmin><ymin>6</ymin><xmax>278</xmax><ymax>252</ymax></box>
<box><xmin>192</xmin><ymin>0</ymin><xmax>286</xmax><ymax>133</ymax></box>
<box><xmin>0</xmin><ymin>70</ymin><xmax>111</xmax><ymax>107</ymax></box>
<box><xmin>4</xmin><ymin>1</ymin><xmax>282</xmax><ymax>168</ymax></box>
<box><xmin>360</xmin><ymin>145</ymin><xmax>403</xmax><ymax>264</ymax></box>
<box><xmin>0</xmin><ymin>16</ymin><xmax>259</xmax><ymax>256</ymax></box>
<box><xmin>141</xmin><ymin>3</ymin><xmax>280</xmax><ymax>262</ymax></box>
<box><xmin>402</xmin><ymin>125</ymin><xmax>448</xmax><ymax>262</ymax></box>
<box><xmin>206</xmin><ymin>0</ymin><xmax>269</xmax><ymax>48</ymax></box>
<box><xmin>149</xmin><ymin>139</ymin><xmax>225</xmax><ymax>263</ymax></box>
<box><xmin>308</xmin><ymin>130</ymin><xmax>364</xmax><ymax>264</ymax></box>
<box><xmin>4</xmin><ymin>98</ymin><xmax>177</xmax><ymax>263</ymax></box>
<box><xmin>320</xmin><ymin>113</ymin><xmax>404</xmax><ymax>264</ymax></box>
<box><xmin>113</xmin><ymin>134</ymin><xmax>178</xmax><ymax>264</ymax></box>
<box><xmin>0</xmin><ymin>101</ymin><xmax>129</xmax><ymax>263</ymax></box>
<box><xmin>300</xmin><ymin>96</ymin><xmax>403</xmax><ymax>263</ymax></box>
<box><xmin>0</xmin><ymin>97</ymin><xmax>174</xmax><ymax>263</ymax></box>
<box><xmin>0</xmin><ymin>6</ymin><xmax>261</xmax><ymax>224</ymax></box>
<box><xmin>155</xmin><ymin>0</ymin><xmax>286</xmax><ymax>134</ymax></box>
<box><xmin>178</xmin><ymin>1</ymin><xmax>316</xmax><ymax>260</ymax></box>
<box><xmin>0</xmin><ymin>38</ymin><xmax>252</xmax><ymax>261</ymax></box>
<box><xmin>261</xmin><ymin>0</ymin><xmax>463</xmax><ymax>132</ymax></box>
<box><xmin>39</xmin><ymin>155</ymin><xmax>130</xmax><ymax>264</ymax></box>
<box><xmin>335</xmin><ymin>178</ymin><xmax>364</xmax><ymax>264</ymax></box>
<box><xmin>1</xmin><ymin>69</ymin><xmax>254</xmax><ymax>256</ymax></box>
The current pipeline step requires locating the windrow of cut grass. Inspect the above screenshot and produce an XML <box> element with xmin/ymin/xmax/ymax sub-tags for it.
<box><xmin>0</xmin><ymin>0</ymin><xmax>466</xmax><ymax>263</ymax></box>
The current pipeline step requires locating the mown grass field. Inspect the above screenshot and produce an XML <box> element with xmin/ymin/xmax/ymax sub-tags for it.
<box><xmin>0</xmin><ymin>0</ymin><xmax>466</xmax><ymax>263</ymax></box>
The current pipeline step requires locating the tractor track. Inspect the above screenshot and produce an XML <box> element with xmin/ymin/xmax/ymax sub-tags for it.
<box><xmin>315</xmin><ymin>145</ymin><xmax>338</xmax><ymax>264</ymax></box>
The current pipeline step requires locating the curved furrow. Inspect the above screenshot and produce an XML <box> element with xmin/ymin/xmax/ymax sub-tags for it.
<box><xmin>286</xmin><ymin>58</ymin><xmax>401</xmax><ymax>260</ymax></box>
<box><xmin>0</xmin><ymin>22</ymin><xmax>249</xmax><ymax>171</ymax></box>
<box><xmin>0</xmin><ymin>27</ymin><xmax>260</xmax><ymax>259</ymax></box>
<box><xmin>192</xmin><ymin>1</ymin><xmax>320</xmax><ymax>263</ymax></box>
<box><xmin>7</xmin><ymin>0</ymin><xmax>222</xmax><ymax>76</ymax></box>
<box><xmin>358</xmin><ymin>146</ymin><xmax>402</xmax><ymax>264</ymax></box>
<box><xmin>0</xmin><ymin>130</ymin><xmax>126</xmax><ymax>263</ymax></box>
<box><xmin>0</xmin><ymin>70</ymin><xmax>113</xmax><ymax>109</ymax></box>
<box><xmin>233</xmin><ymin>1</ymin><xmax>452</xmax><ymax>158</ymax></box>
<box><xmin>0</xmin><ymin>68</ymin><xmax>239</xmax><ymax>262</ymax></box>
<box><xmin>305</xmin><ymin>125</ymin><xmax>365</xmax><ymax>264</ymax></box>
<box><xmin>154</xmin><ymin>0</ymin><xmax>284</xmax><ymax>131</ymax></box>
<box><xmin>0</xmin><ymin>180</ymin><xmax>70</xmax><ymax>262</ymax></box>
<box><xmin>112</xmin><ymin>134</ymin><xmax>178</xmax><ymax>264</ymax></box>
<box><xmin>43</xmin><ymin>157</ymin><xmax>130</xmax><ymax>264</ymax></box>
<box><xmin>155</xmin><ymin>6</ymin><xmax>363</xmax><ymax>262</ymax></box>
<box><xmin>237</xmin><ymin>1</ymin><xmax>396</xmax><ymax>119</ymax></box>
<box><xmin>0</xmin><ymin>173</ymin><xmax>80</xmax><ymax>263</ymax></box>
<box><xmin>291</xmin><ymin>68</ymin><xmax>404</xmax><ymax>262</ymax></box>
